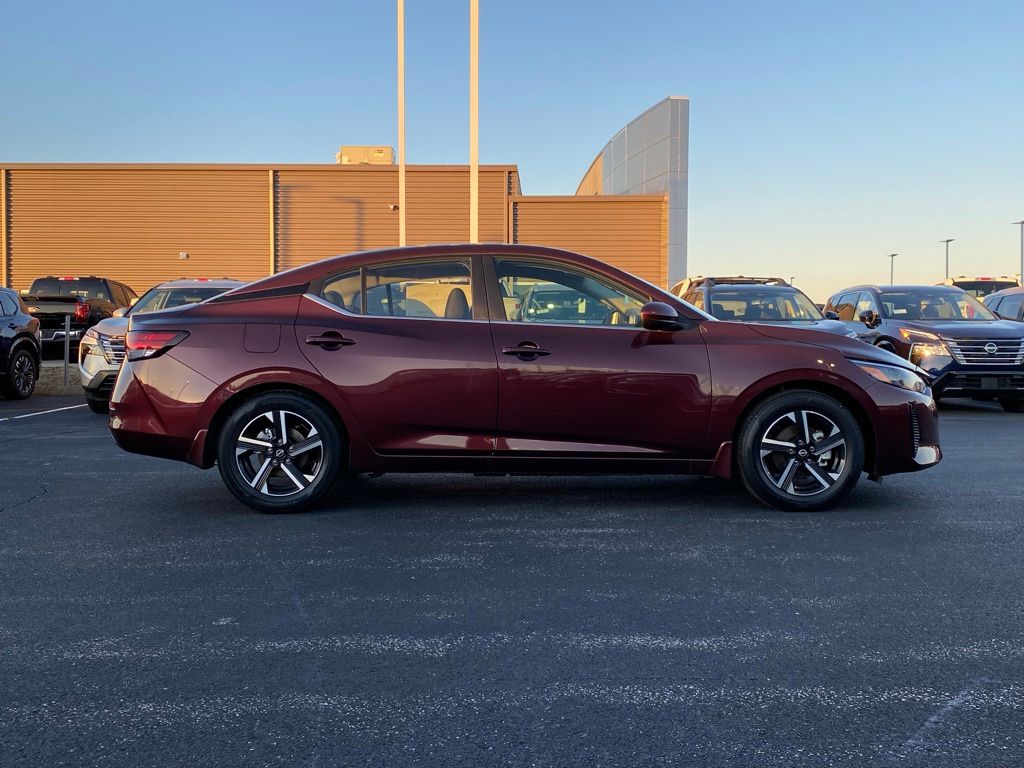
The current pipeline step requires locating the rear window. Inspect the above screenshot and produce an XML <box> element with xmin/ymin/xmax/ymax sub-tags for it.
<box><xmin>951</xmin><ymin>280</ymin><xmax>1017</xmax><ymax>298</ymax></box>
<box><xmin>30</xmin><ymin>278</ymin><xmax>110</xmax><ymax>301</ymax></box>
<box><xmin>130</xmin><ymin>286</ymin><xmax>229</xmax><ymax>315</ymax></box>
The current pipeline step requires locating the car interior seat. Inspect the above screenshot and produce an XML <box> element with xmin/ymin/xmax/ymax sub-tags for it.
<box><xmin>324</xmin><ymin>290</ymin><xmax>346</xmax><ymax>310</ymax></box>
<box><xmin>444</xmin><ymin>287</ymin><xmax>471</xmax><ymax>319</ymax></box>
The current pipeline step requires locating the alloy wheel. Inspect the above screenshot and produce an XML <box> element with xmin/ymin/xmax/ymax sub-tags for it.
<box><xmin>234</xmin><ymin>410</ymin><xmax>325</xmax><ymax>497</ymax></box>
<box><xmin>13</xmin><ymin>354</ymin><xmax>35</xmax><ymax>396</ymax></box>
<box><xmin>758</xmin><ymin>409</ymin><xmax>848</xmax><ymax>496</ymax></box>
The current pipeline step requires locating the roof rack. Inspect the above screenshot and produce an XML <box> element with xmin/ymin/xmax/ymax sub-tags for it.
<box><xmin>692</xmin><ymin>276</ymin><xmax>790</xmax><ymax>288</ymax></box>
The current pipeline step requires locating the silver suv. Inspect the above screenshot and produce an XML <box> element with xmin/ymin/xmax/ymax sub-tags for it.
<box><xmin>79</xmin><ymin>278</ymin><xmax>242</xmax><ymax>413</ymax></box>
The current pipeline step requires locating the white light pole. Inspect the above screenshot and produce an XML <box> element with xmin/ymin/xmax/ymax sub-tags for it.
<box><xmin>468</xmin><ymin>0</ymin><xmax>479</xmax><ymax>243</ymax></box>
<box><xmin>397</xmin><ymin>0</ymin><xmax>406</xmax><ymax>246</ymax></box>
<box><xmin>1014</xmin><ymin>221</ymin><xmax>1024</xmax><ymax>284</ymax></box>
<box><xmin>886</xmin><ymin>253</ymin><xmax>898</xmax><ymax>285</ymax></box>
<box><xmin>941</xmin><ymin>238</ymin><xmax>954</xmax><ymax>280</ymax></box>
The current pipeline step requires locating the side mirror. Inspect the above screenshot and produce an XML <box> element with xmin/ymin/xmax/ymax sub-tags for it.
<box><xmin>112</xmin><ymin>307</ymin><xmax>128</xmax><ymax>318</ymax></box>
<box><xmin>640</xmin><ymin>301</ymin><xmax>683</xmax><ymax>331</ymax></box>
<box><xmin>824</xmin><ymin>310</ymin><xmax>840</xmax><ymax>320</ymax></box>
<box><xmin>859</xmin><ymin>309</ymin><xmax>880</xmax><ymax>328</ymax></box>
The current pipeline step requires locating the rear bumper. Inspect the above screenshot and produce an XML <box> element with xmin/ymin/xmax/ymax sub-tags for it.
<box><xmin>932</xmin><ymin>369</ymin><xmax>1024</xmax><ymax>399</ymax></box>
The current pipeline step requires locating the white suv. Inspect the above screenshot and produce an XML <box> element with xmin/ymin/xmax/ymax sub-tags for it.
<box><xmin>79</xmin><ymin>278</ymin><xmax>242</xmax><ymax>413</ymax></box>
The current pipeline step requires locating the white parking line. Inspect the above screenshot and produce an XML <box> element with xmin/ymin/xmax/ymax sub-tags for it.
<box><xmin>0</xmin><ymin>404</ymin><xmax>88</xmax><ymax>422</ymax></box>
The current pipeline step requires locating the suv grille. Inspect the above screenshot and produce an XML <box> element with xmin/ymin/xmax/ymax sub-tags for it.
<box><xmin>943</xmin><ymin>338</ymin><xmax>1024</xmax><ymax>365</ymax></box>
<box><xmin>99</xmin><ymin>333</ymin><xmax>126</xmax><ymax>365</ymax></box>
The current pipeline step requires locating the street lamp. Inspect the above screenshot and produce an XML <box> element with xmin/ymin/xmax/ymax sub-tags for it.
<box><xmin>886</xmin><ymin>253</ymin><xmax>898</xmax><ymax>285</ymax></box>
<box><xmin>941</xmin><ymin>238</ymin><xmax>955</xmax><ymax>280</ymax></box>
<box><xmin>1014</xmin><ymin>221</ymin><xmax>1024</xmax><ymax>284</ymax></box>
<box><xmin>397</xmin><ymin>0</ymin><xmax>406</xmax><ymax>246</ymax></box>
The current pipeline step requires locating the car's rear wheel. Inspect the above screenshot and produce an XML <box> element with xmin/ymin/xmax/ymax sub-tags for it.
<box><xmin>2</xmin><ymin>348</ymin><xmax>38</xmax><ymax>400</ymax></box>
<box><xmin>85</xmin><ymin>393</ymin><xmax>109</xmax><ymax>414</ymax></box>
<box><xmin>736</xmin><ymin>391</ymin><xmax>865</xmax><ymax>511</ymax></box>
<box><xmin>216</xmin><ymin>392</ymin><xmax>343</xmax><ymax>513</ymax></box>
<box><xmin>998</xmin><ymin>397</ymin><xmax>1024</xmax><ymax>413</ymax></box>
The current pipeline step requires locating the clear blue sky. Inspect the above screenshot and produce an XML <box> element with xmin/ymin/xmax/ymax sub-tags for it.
<box><xmin>3</xmin><ymin>0</ymin><xmax>1023</xmax><ymax>300</ymax></box>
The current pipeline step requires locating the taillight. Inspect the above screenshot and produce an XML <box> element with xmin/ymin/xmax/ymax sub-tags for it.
<box><xmin>73</xmin><ymin>302</ymin><xmax>90</xmax><ymax>323</ymax></box>
<box><xmin>125</xmin><ymin>330</ymin><xmax>189</xmax><ymax>361</ymax></box>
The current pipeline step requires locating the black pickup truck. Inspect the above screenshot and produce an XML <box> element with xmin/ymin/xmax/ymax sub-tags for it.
<box><xmin>23</xmin><ymin>276</ymin><xmax>137</xmax><ymax>352</ymax></box>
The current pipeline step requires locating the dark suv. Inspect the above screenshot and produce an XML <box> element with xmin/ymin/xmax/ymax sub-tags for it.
<box><xmin>674</xmin><ymin>277</ymin><xmax>856</xmax><ymax>338</ymax></box>
<box><xmin>0</xmin><ymin>287</ymin><xmax>42</xmax><ymax>399</ymax></box>
<box><xmin>984</xmin><ymin>286</ymin><xmax>1024</xmax><ymax>322</ymax></box>
<box><xmin>827</xmin><ymin>284</ymin><xmax>1024</xmax><ymax>411</ymax></box>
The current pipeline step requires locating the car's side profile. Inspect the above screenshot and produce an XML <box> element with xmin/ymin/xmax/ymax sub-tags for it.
<box><xmin>109</xmin><ymin>244</ymin><xmax>941</xmax><ymax>513</ymax></box>
<box><xmin>0</xmin><ymin>287</ymin><xmax>42</xmax><ymax>400</ymax></box>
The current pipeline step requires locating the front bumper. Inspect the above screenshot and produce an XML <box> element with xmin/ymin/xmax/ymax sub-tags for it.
<box><xmin>869</xmin><ymin>386</ymin><xmax>942</xmax><ymax>476</ymax></box>
<box><xmin>931</xmin><ymin>369</ymin><xmax>1024</xmax><ymax>399</ymax></box>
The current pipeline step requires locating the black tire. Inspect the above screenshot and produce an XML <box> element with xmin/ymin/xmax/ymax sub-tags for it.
<box><xmin>216</xmin><ymin>391</ymin><xmax>343</xmax><ymax>513</ymax></box>
<box><xmin>875</xmin><ymin>341</ymin><xmax>898</xmax><ymax>355</ymax></box>
<box><xmin>2</xmin><ymin>348</ymin><xmax>38</xmax><ymax>400</ymax></box>
<box><xmin>85</xmin><ymin>393</ymin><xmax>109</xmax><ymax>414</ymax></box>
<box><xmin>736</xmin><ymin>390</ymin><xmax>865</xmax><ymax>512</ymax></box>
<box><xmin>999</xmin><ymin>398</ymin><xmax>1024</xmax><ymax>413</ymax></box>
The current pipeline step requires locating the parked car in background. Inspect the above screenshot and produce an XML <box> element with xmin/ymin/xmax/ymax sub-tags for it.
<box><xmin>0</xmin><ymin>287</ymin><xmax>41</xmax><ymax>400</ymax></box>
<box><xmin>23</xmin><ymin>276</ymin><xmax>136</xmax><ymax>355</ymax></box>
<box><xmin>827</xmin><ymin>284</ymin><xmax>1024</xmax><ymax>411</ymax></box>
<box><xmin>940</xmin><ymin>275</ymin><xmax>1019</xmax><ymax>298</ymax></box>
<box><xmin>109</xmin><ymin>244</ymin><xmax>940</xmax><ymax>514</ymax></box>
<box><xmin>983</xmin><ymin>286</ymin><xmax>1024</xmax><ymax>322</ymax></box>
<box><xmin>672</xmin><ymin>277</ymin><xmax>858</xmax><ymax>338</ymax></box>
<box><xmin>79</xmin><ymin>278</ymin><xmax>242</xmax><ymax>413</ymax></box>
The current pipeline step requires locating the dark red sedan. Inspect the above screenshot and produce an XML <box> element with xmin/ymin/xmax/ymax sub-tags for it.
<box><xmin>109</xmin><ymin>244</ymin><xmax>941</xmax><ymax>513</ymax></box>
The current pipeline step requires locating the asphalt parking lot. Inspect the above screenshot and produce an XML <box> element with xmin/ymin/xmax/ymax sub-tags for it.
<box><xmin>1</xmin><ymin>396</ymin><xmax>1023</xmax><ymax>767</ymax></box>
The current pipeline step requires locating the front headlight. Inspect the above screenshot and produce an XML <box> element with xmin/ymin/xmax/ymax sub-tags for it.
<box><xmin>855</xmin><ymin>361</ymin><xmax>930</xmax><ymax>393</ymax></box>
<box><xmin>898</xmin><ymin>328</ymin><xmax>951</xmax><ymax>367</ymax></box>
<box><xmin>80</xmin><ymin>328</ymin><xmax>104</xmax><ymax>360</ymax></box>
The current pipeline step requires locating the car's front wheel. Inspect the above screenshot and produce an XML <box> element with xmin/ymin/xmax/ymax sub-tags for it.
<box><xmin>2</xmin><ymin>348</ymin><xmax>38</xmax><ymax>400</ymax></box>
<box><xmin>216</xmin><ymin>391</ymin><xmax>343</xmax><ymax>513</ymax></box>
<box><xmin>85</xmin><ymin>393</ymin><xmax>109</xmax><ymax>414</ymax></box>
<box><xmin>736</xmin><ymin>390</ymin><xmax>865</xmax><ymax>511</ymax></box>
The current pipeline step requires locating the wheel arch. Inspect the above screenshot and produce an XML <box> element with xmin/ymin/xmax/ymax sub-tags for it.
<box><xmin>198</xmin><ymin>382</ymin><xmax>351</xmax><ymax>469</ymax></box>
<box><xmin>10</xmin><ymin>334</ymin><xmax>41</xmax><ymax>365</ymax></box>
<box><xmin>730</xmin><ymin>379</ymin><xmax>877</xmax><ymax>476</ymax></box>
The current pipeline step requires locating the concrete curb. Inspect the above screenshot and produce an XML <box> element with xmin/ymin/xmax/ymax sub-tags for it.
<box><xmin>37</xmin><ymin>361</ymin><xmax>85</xmax><ymax>397</ymax></box>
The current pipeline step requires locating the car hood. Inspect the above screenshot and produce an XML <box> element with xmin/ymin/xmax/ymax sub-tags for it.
<box><xmin>893</xmin><ymin>319</ymin><xmax>1024</xmax><ymax>339</ymax></box>
<box><xmin>90</xmin><ymin>316</ymin><xmax>129</xmax><ymax>337</ymax></box>
<box><xmin>740</xmin><ymin>318</ymin><xmax>852</xmax><ymax>336</ymax></box>
<box><xmin>746</xmin><ymin>323</ymin><xmax>912</xmax><ymax>367</ymax></box>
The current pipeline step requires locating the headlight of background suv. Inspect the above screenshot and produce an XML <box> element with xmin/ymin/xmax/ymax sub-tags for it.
<box><xmin>79</xmin><ymin>328</ymin><xmax>103</xmax><ymax>362</ymax></box>
<box><xmin>898</xmin><ymin>328</ymin><xmax>952</xmax><ymax>369</ymax></box>
<box><xmin>855</xmin><ymin>361</ymin><xmax>930</xmax><ymax>393</ymax></box>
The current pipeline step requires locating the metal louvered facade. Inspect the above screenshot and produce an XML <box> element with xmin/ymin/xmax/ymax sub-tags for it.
<box><xmin>0</xmin><ymin>162</ymin><xmax>668</xmax><ymax>293</ymax></box>
<box><xmin>510</xmin><ymin>195</ymin><xmax>669</xmax><ymax>287</ymax></box>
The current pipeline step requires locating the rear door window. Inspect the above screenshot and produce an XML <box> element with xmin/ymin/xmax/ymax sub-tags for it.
<box><xmin>0</xmin><ymin>294</ymin><xmax>16</xmax><ymax>316</ymax></box>
<box><xmin>321</xmin><ymin>260</ymin><xmax>475</xmax><ymax>320</ymax></box>
<box><xmin>835</xmin><ymin>293</ymin><xmax>858</xmax><ymax>321</ymax></box>
<box><xmin>999</xmin><ymin>295</ymin><xmax>1024</xmax><ymax>320</ymax></box>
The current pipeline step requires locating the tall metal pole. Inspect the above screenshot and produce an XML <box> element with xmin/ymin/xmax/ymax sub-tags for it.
<box><xmin>941</xmin><ymin>238</ymin><xmax>954</xmax><ymax>280</ymax></box>
<box><xmin>397</xmin><ymin>0</ymin><xmax>406</xmax><ymax>247</ymax></box>
<box><xmin>1014</xmin><ymin>221</ymin><xmax>1024</xmax><ymax>284</ymax></box>
<box><xmin>468</xmin><ymin>0</ymin><xmax>479</xmax><ymax>243</ymax></box>
<box><xmin>886</xmin><ymin>253</ymin><xmax>897</xmax><ymax>285</ymax></box>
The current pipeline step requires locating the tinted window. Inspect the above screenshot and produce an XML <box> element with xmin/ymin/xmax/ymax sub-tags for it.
<box><xmin>130</xmin><ymin>286</ymin><xmax>231</xmax><ymax>315</ymax></box>
<box><xmin>321</xmin><ymin>260</ymin><xmax>473</xmax><ymax>320</ymax></box>
<box><xmin>494</xmin><ymin>259</ymin><xmax>647</xmax><ymax>326</ymax></box>
<box><xmin>835</xmin><ymin>293</ymin><xmax>858</xmax><ymax>321</ymax></box>
<box><xmin>986</xmin><ymin>296</ymin><xmax>1003</xmax><ymax>312</ymax></box>
<box><xmin>29</xmin><ymin>278</ymin><xmax>111</xmax><ymax>301</ymax></box>
<box><xmin>951</xmin><ymin>280</ymin><xmax>1017</xmax><ymax>298</ymax></box>
<box><xmin>685</xmin><ymin>291</ymin><xmax>704</xmax><ymax>310</ymax></box>
<box><xmin>0</xmin><ymin>294</ymin><xmax>16</xmax><ymax>316</ymax></box>
<box><xmin>878</xmin><ymin>289</ymin><xmax>996</xmax><ymax>321</ymax></box>
<box><xmin>999</xmin><ymin>295</ymin><xmax>1024</xmax><ymax>320</ymax></box>
<box><xmin>707</xmin><ymin>288</ymin><xmax>821</xmax><ymax>321</ymax></box>
<box><xmin>855</xmin><ymin>292</ymin><xmax>876</xmax><ymax>316</ymax></box>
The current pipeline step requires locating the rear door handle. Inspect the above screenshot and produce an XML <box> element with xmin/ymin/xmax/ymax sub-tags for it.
<box><xmin>305</xmin><ymin>332</ymin><xmax>356</xmax><ymax>350</ymax></box>
<box><xmin>501</xmin><ymin>342</ymin><xmax>551</xmax><ymax>361</ymax></box>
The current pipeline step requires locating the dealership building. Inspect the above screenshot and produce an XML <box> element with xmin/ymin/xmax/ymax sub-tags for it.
<box><xmin>0</xmin><ymin>97</ymin><xmax>688</xmax><ymax>294</ymax></box>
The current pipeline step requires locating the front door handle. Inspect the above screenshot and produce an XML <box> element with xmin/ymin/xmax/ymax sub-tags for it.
<box><xmin>305</xmin><ymin>332</ymin><xmax>356</xmax><ymax>351</ymax></box>
<box><xmin>502</xmin><ymin>341</ymin><xmax>551</xmax><ymax>361</ymax></box>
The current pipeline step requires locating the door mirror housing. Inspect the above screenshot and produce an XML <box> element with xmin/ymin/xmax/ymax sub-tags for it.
<box><xmin>859</xmin><ymin>309</ymin><xmax>880</xmax><ymax>328</ymax></box>
<box><xmin>824</xmin><ymin>310</ymin><xmax>840</xmax><ymax>320</ymax></box>
<box><xmin>112</xmin><ymin>307</ymin><xmax>128</xmax><ymax>318</ymax></box>
<box><xmin>640</xmin><ymin>301</ymin><xmax>684</xmax><ymax>331</ymax></box>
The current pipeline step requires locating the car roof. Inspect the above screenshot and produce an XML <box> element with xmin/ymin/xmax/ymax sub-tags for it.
<box><xmin>708</xmin><ymin>283</ymin><xmax>799</xmax><ymax>291</ymax></box>
<box><xmin>986</xmin><ymin>285</ymin><xmax>1024</xmax><ymax>298</ymax></box>
<box><xmin>152</xmin><ymin>278</ymin><xmax>244</xmax><ymax>289</ymax></box>
<box><xmin>832</xmin><ymin>284</ymin><xmax>966</xmax><ymax>295</ymax></box>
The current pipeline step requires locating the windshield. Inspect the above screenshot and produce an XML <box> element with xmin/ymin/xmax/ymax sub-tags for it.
<box><xmin>30</xmin><ymin>278</ymin><xmax>110</xmax><ymax>301</ymax></box>
<box><xmin>950</xmin><ymin>280</ymin><xmax>1017</xmax><ymax>298</ymax></box>
<box><xmin>708</xmin><ymin>288</ymin><xmax>823</xmax><ymax>321</ymax></box>
<box><xmin>130</xmin><ymin>286</ymin><xmax>227</xmax><ymax>315</ymax></box>
<box><xmin>879</xmin><ymin>289</ymin><xmax>996</xmax><ymax>321</ymax></box>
